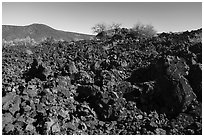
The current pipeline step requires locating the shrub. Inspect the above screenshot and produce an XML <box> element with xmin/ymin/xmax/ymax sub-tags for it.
<box><xmin>92</xmin><ymin>23</ymin><xmax>122</xmax><ymax>34</ymax></box>
<box><xmin>131</xmin><ymin>22</ymin><xmax>157</xmax><ymax>38</ymax></box>
<box><xmin>91</xmin><ymin>23</ymin><xmax>108</xmax><ymax>34</ymax></box>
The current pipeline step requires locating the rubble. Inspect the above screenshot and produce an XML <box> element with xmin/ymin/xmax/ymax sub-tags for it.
<box><xmin>2</xmin><ymin>28</ymin><xmax>202</xmax><ymax>135</ymax></box>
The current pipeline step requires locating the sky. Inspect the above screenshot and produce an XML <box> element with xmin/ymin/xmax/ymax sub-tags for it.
<box><xmin>2</xmin><ymin>2</ymin><xmax>202</xmax><ymax>34</ymax></box>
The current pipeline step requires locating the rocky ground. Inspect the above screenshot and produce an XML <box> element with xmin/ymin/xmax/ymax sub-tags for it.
<box><xmin>2</xmin><ymin>28</ymin><xmax>202</xmax><ymax>135</ymax></box>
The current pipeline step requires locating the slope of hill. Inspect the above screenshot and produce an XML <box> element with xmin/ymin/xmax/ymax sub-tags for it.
<box><xmin>2</xmin><ymin>23</ymin><xmax>93</xmax><ymax>42</ymax></box>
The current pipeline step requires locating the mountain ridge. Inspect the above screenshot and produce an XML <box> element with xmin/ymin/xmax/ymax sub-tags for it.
<box><xmin>2</xmin><ymin>23</ymin><xmax>94</xmax><ymax>42</ymax></box>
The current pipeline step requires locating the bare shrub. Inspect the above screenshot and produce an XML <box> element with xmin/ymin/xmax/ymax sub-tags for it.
<box><xmin>131</xmin><ymin>22</ymin><xmax>157</xmax><ymax>38</ymax></box>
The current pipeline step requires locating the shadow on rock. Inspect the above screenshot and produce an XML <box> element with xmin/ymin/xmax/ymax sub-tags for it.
<box><xmin>23</xmin><ymin>58</ymin><xmax>47</xmax><ymax>82</ymax></box>
<box><xmin>126</xmin><ymin>55</ymin><xmax>197</xmax><ymax>117</ymax></box>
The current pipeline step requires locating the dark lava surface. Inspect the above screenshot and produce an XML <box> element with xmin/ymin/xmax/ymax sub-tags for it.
<box><xmin>2</xmin><ymin>28</ymin><xmax>202</xmax><ymax>135</ymax></box>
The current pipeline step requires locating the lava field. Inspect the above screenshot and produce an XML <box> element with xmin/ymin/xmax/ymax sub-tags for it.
<box><xmin>2</xmin><ymin>28</ymin><xmax>202</xmax><ymax>135</ymax></box>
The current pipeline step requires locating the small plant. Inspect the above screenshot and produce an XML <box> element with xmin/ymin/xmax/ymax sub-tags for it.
<box><xmin>91</xmin><ymin>23</ymin><xmax>108</xmax><ymax>34</ymax></box>
<box><xmin>131</xmin><ymin>22</ymin><xmax>157</xmax><ymax>38</ymax></box>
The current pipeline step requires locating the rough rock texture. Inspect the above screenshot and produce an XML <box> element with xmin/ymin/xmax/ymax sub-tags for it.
<box><xmin>128</xmin><ymin>56</ymin><xmax>197</xmax><ymax>115</ymax></box>
<box><xmin>187</xmin><ymin>63</ymin><xmax>202</xmax><ymax>101</ymax></box>
<box><xmin>2</xmin><ymin>28</ymin><xmax>202</xmax><ymax>135</ymax></box>
<box><xmin>23</xmin><ymin>58</ymin><xmax>47</xmax><ymax>82</ymax></box>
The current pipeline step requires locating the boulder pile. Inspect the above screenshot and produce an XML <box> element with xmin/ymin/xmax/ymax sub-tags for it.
<box><xmin>2</xmin><ymin>28</ymin><xmax>202</xmax><ymax>135</ymax></box>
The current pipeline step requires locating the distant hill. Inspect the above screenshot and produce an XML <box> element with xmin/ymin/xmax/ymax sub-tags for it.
<box><xmin>2</xmin><ymin>23</ymin><xmax>93</xmax><ymax>42</ymax></box>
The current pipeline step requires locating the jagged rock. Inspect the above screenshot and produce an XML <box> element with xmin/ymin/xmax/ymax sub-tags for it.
<box><xmin>112</xmin><ymin>34</ymin><xmax>123</xmax><ymax>41</ymax></box>
<box><xmin>91</xmin><ymin>61</ymin><xmax>102</xmax><ymax>72</ymax></box>
<box><xmin>114</xmin><ymin>81</ymin><xmax>136</xmax><ymax>99</ymax></box>
<box><xmin>9</xmin><ymin>95</ymin><xmax>21</xmax><ymax>115</ymax></box>
<box><xmin>27</xmin><ymin>85</ymin><xmax>38</xmax><ymax>97</ymax></box>
<box><xmin>171</xmin><ymin>113</ymin><xmax>195</xmax><ymax>130</ymax></box>
<box><xmin>111</xmin><ymin>69</ymin><xmax>127</xmax><ymax>81</ymax></box>
<box><xmin>67</xmin><ymin>60</ymin><xmax>78</xmax><ymax>75</ymax></box>
<box><xmin>165</xmin><ymin>56</ymin><xmax>189</xmax><ymax>76</ymax></box>
<box><xmin>2</xmin><ymin>92</ymin><xmax>17</xmax><ymax>111</ymax></box>
<box><xmin>127</xmin><ymin>56</ymin><xmax>197</xmax><ymax>115</ymax></box>
<box><xmin>75</xmin><ymin>70</ymin><xmax>94</xmax><ymax>85</ymax></box>
<box><xmin>2</xmin><ymin>26</ymin><xmax>202</xmax><ymax>135</ymax></box>
<box><xmin>23</xmin><ymin>58</ymin><xmax>47</xmax><ymax>82</ymax></box>
<box><xmin>137</xmin><ymin>81</ymin><xmax>157</xmax><ymax>108</ymax></box>
<box><xmin>187</xmin><ymin>63</ymin><xmax>202</xmax><ymax>101</ymax></box>
<box><xmin>101</xmin><ymin>70</ymin><xmax>118</xmax><ymax>92</ymax></box>
<box><xmin>156</xmin><ymin>56</ymin><xmax>197</xmax><ymax>114</ymax></box>
<box><xmin>96</xmin><ymin>31</ymin><xmax>107</xmax><ymax>40</ymax></box>
<box><xmin>101</xmin><ymin>59</ymin><xmax>111</xmax><ymax>70</ymax></box>
<box><xmin>2</xmin><ymin>113</ymin><xmax>14</xmax><ymax>127</ymax></box>
<box><xmin>127</xmin><ymin>65</ymin><xmax>155</xmax><ymax>83</ymax></box>
<box><xmin>153</xmin><ymin>56</ymin><xmax>196</xmax><ymax>114</ymax></box>
<box><xmin>189</xmin><ymin>42</ymin><xmax>202</xmax><ymax>54</ymax></box>
<box><xmin>25</xmin><ymin>49</ymin><xmax>33</xmax><ymax>55</ymax></box>
<box><xmin>155</xmin><ymin>128</ymin><xmax>166</xmax><ymax>135</ymax></box>
<box><xmin>57</xmin><ymin>76</ymin><xmax>71</xmax><ymax>87</ymax></box>
<box><xmin>25</xmin><ymin>124</ymin><xmax>35</xmax><ymax>131</ymax></box>
<box><xmin>189</xmin><ymin>42</ymin><xmax>202</xmax><ymax>63</ymax></box>
<box><xmin>75</xmin><ymin>85</ymin><xmax>100</xmax><ymax>101</ymax></box>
